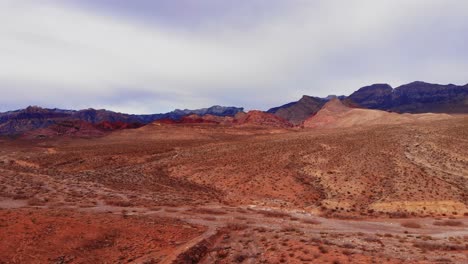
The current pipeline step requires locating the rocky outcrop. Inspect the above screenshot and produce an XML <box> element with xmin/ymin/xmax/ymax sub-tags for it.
<box><xmin>235</xmin><ymin>110</ymin><xmax>293</xmax><ymax>128</ymax></box>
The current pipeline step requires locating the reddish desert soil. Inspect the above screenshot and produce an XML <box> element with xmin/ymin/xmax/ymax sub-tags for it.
<box><xmin>0</xmin><ymin>116</ymin><xmax>467</xmax><ymax>263</ymax></box>
<box><xmin>0</xmin><ymin>208</ymin><xmax>204</xmax><ymax>263</ymax></box>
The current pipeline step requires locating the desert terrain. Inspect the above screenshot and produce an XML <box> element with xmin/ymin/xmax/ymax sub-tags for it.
<box><xmin>0</xmin><ymin>113</ymin><xmax>467</xmax><ymax>263</ymax></box>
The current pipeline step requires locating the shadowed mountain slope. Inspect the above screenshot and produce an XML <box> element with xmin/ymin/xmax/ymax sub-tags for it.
<box><xmin>267</xmin><ymin>96</ymin><xmax>327</xmax><ymax>125</ymax></box>
<box><xmin>348</xmin><ymin>81</ymin><xmax>468</xmax><ymax>113</ymax></box>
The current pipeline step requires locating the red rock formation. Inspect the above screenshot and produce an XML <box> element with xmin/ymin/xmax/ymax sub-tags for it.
<box><xmin>235</xmin><ymin>110</ymin><xmax>293</xmax><ymax>128</ymax></box>
<box><xmin>180</xmin><ymin>114</ymin><xmax>218</xmax><ymax>124</ymax></box>
<box><xmin>95</xmin><ymin>121</ymin><xmax>144</xmax><ymax>130</ymax></box>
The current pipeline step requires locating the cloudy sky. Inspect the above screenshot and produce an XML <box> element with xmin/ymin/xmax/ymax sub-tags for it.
<box><xmin>1</xmin><ymin>0</ymin><xmax>467</xmax><ymax>113</ymax></box>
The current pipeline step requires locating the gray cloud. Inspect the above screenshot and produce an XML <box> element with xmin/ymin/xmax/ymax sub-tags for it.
<box><xmin>0</xmin><ymin>0</ymin><xmax>467</xmax><ymax>113</ymax></box>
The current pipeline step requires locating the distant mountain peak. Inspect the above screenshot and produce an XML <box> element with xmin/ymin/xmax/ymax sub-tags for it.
<box><xmin>356</xmin><ymin>83</ymin><xmax>393</xmax><ymax>92</ymax></box>
<box><xmin>25</xmin><ymin>105</ymin><xmax>46</xmax><ymax>112</ymax></box>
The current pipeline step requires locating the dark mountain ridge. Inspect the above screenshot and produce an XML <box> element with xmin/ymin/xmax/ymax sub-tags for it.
<box><xmin>0</xmin><ymin>105</ymin><xmax>244</xmax><ymax>135</ymax></box>
<box><xmin>348</xmin><ymin>81</ymin><xmax>468</xmax><ymax>113</ymax></box>
<box><xmin>268</xmin><ymin>81</ymin><xmax>468</xmax><ymax>124</ymax></box>
<box><xmin>1</xmin><ymin>81</ymin><xmax>467</xmax><ymax>135</ymax></box>
<box><xmin>267</xmin><ymin>95</ymin><xmax>327</xmax><ymax>125</ymax></box>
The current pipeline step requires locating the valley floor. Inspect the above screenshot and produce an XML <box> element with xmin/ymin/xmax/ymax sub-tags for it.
<box><xmin>0</xmin><ymin>116</ymin><xmax>467</xmax><ymax>263</ymax></box>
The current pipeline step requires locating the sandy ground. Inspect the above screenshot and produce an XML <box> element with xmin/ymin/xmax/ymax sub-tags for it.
<box><xmin>0</xmin><ymin>116</ymin><xmax>467</xmax><ymax>263</ymax></box>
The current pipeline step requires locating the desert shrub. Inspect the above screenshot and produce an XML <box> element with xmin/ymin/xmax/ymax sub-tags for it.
<box><xmin>401</xmin><ymin>221</ymin><xmax>422</xmax><ymax>228</ymax></box>
<box><xmin>258</xmin><ymin>210</ymin><xmax>290</xmax><ymax>218</ymax></box>
<box><xmin>413</xmin><ymin>242</ymin><xmax>465</xmax><ymax>251</ymax></box>
<box><xmin>434</xmin><ymin>257</ymin><xmax>453</xmax><ymax>263</ymax></box>
<box><xmin>27</xmin><ymin>197</ymin><xmax>46</xmax><ymax>206</ymax></box>
<box><xmin>388</xmin><ymin>211</ymin><xmax>409</xmax><ymax>218</ymax></box>
<box><xmin>13</xmin><ymin>193</ymin><xmax>32</xmax><ymax>200</ymax></box>
<box><xmin>302</xmin><ymin>219</ymin><xmax>321</xmax><ymax>225</ymax></box>
<box><xmin>254</xmin><ymin>227</ymin><xmax>267</xmax><ymax>233</ymax></box>
<box><xmin>318</xmin><ymin>245</ymin><xmax>328</xmax><ymax>254</ymax></box>
<box><xmin>342</xmin><ymin>243</ymin><xmax>356</xmax><ymax>249</ymax></box>
<box><xmin>233</xmin><ymin>254</ymin><xmax>247</xmax><ymax>263</ymax></box>
<box><xmin>281</xmin><ymin>226</ymin><xmax>300</xmax><ymax>233</ymax></box>
<box><xmin>363</xmin><ymin>236</ymin><xmax>381</xmax><ymax>244</ymax></box>
<box><xmin>216</xmin><ymin>250</ymin><xmax>229</xmax><ymax>259</ymax></box>
<box><xmin>310</xmin><ymin>237</ymin><xmax>322</xmax><ymax>244</ymax></box>
<box><xmin>191</xmin><ymin>208</ymin><xmax>227</xmax><ymax>215</ymax></box>
<box><xmin>81</xmin><ymin>232</ymin><xmax>118</xmax><ymax>250</ymax></box>
<box><xmin>421</xmin><ymin>235</ymin><xmax>433</xmax><ymax>241</ymax></box>
<box><xmin>433</xmin><ymin>220</ymin><xmax>463</xmax><ymax>227</ymax></box>
<box><xmin>226</xmin><ymin>223</ymin><xmax>247</xmax><ymax>231</ymax></box>
<box><xmin>105</xmin><ymin>199</ymin><xmax>133</xmax><ymax>207</ymax></box>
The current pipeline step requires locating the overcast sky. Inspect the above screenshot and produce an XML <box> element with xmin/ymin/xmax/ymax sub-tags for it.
<box><xmin>1</xmin><ymin>0</ymin><xmax>467</xmax><ymax>113</ymax></box>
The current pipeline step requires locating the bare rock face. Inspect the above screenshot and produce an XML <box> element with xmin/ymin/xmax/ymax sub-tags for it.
<box><xmin>235</xmin><ymin>110</ymin><xmax>293</xmax><ymax>128</ymax></box>
<box><xmin>267</xmin><ymin>96</ymin><xmax>326</xmax><ymax>125</ymax></box>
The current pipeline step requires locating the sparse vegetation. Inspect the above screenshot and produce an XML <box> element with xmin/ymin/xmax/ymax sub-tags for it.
<box><xmin>401</xmin><ymin>221</ymin><xmax>422</xmax><ymax>229</ymax></box>
<box><xmin>0</xmin><ymin>111</ymin><xmax>466</xmax><ymax>264</ymax></box>
<box><xmin>433</xmin><ymin>220</ymin><xmax>463</xmax><ymax>227</ymax></box>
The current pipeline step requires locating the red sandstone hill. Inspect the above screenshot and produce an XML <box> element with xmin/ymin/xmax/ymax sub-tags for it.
<box><xmin>152</xmin><ymin>111</ymin><xmax>292</xmax><ymax>128</ymax></box>
<box><xmin>153</xmin><ymin>114</ymin><xmax>235</xmax><ymax>125</ymax></box>
<box><xmin>22</xmin><ymin>120</ymin><xmax>145</xmax><ymax>139</ymax></box>
<box><xmin>180</xmin><ymin>114</ymin><xmax>235</xmax><ymax>124</ymax></box>
<box><xmin>180</xmin><ymin>114</ymin><xmax>218</xmax><ymax>124</ymax></box>
<box><xmin>95</xmin><ymin>121</ymin><xmax>144</xmax><ymax>131</ymax></box>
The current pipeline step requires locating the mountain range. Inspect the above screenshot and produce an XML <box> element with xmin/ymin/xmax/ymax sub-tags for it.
<box><xmin>0</xmin><ymin>105</ymin><xmax>243</xmax><ymax>135</ymax></box>
<box><xmin>268</xmin><ymin>81</ymin><xmax>467</xmax><ymax>124</ymax></box>
<box><xmin>347</xmin><ymin>81</ymin><xmax>468</xmax><ymax>113</ymax></box>
<box><xmin>1</xmin><ymin>81</ymin><xmax>467</xmax><ymax>135</ymax></box>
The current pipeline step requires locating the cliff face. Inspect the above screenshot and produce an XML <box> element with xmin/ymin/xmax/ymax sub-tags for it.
<box><xmin>348</xmin><ymin>81</ymin><xmax>468</xmax><ymax>113</ymax></box>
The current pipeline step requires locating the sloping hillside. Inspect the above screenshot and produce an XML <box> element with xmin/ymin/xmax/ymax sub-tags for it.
<box><xmin>303</xmin><ymin>98</ymin><xmax>452</xmax><ymax>129</ymax></box>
